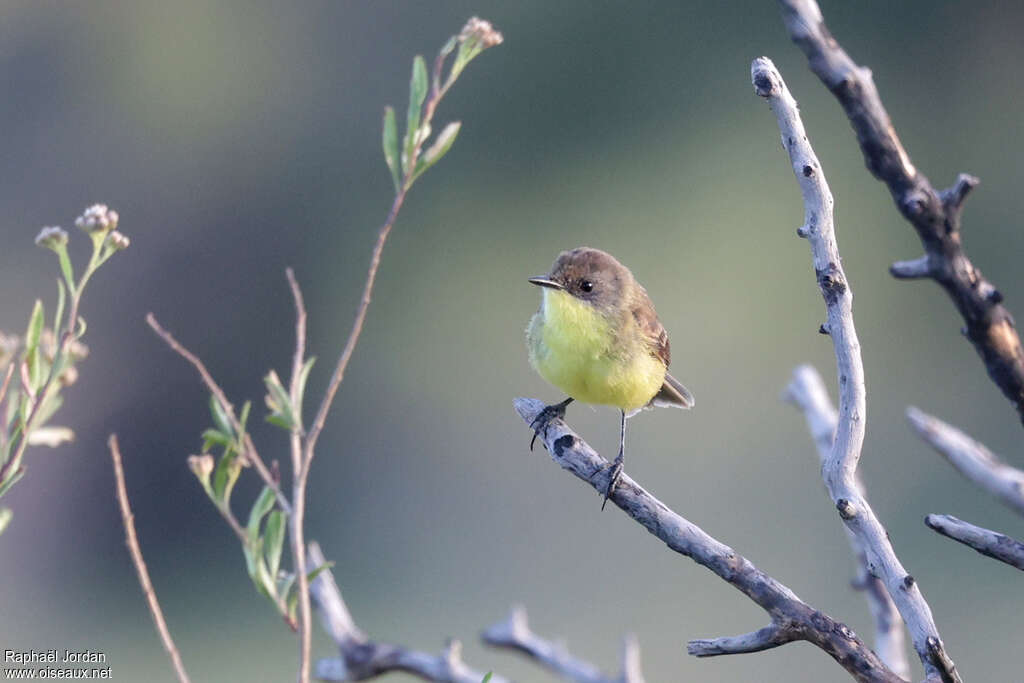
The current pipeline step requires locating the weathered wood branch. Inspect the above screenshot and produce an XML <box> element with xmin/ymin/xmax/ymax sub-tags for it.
<box><xmin>482</xmin><ymin>605</ymin><xmax>643</xmax><ymax>683</ymax></box>
<box><xmin>925</xmin><ymin>514</ymin><xmax>1024</xmax><ymax>572</ymax></box>
<box><xmin>306</xmin><ymin>542</ymin><xmax>506</xmax><ymax>683</ymax></box>
<box><xmin>906</xmin><ymin>407</ymin><xmax>1024</xmax><ymax>517</ymax></box>
<box><xmin>785</xmin><ymin>365</ymin><xmax>910</xmax><ymax>679</ymax></box>
<box><xmin>752</xmin><ymin>56</ymin><xmax>959</xmax><ymax>683</ymax></box>
<box><xmin>515</xmin><ymin>398</ymin><xmax>902</xmax><ymax>683</ymax></box>
<box><xmin>778</xmin><ymin>0</ymin><xmax>1024</xmax><ymax>425</ymax></box>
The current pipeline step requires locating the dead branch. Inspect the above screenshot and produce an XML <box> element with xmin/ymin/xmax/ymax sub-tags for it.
<box><xmin>306</xmin><ymin>542</ymin><xmax>506</xmax><ymax>682</ymax></box>
<box><xmin>785</xmin><ymin>365</ymin><xmax>910</xmax><ymax>678</ymax></box>
<box><xmin>778</xmin><ymin>0</ymin><xmax>1024</xmax><ymax>425</ymax></box>
<box><xmin>515</xmin><ymin>398</ymin><xmax>902</xmax><ymax>683</ymax></box>
<box><xmin>753</xmin><ymin>55</ymin><xmax>959</xmax><ymax>683</ymax></box>
<box><xmin>925</xmin><ymin>514</ymin><xmax>1024</xmax><ymax>571</ymax></box>
<box><xmin>482</xmin><ymin>605</ymin><xmax>643</xmax><ymax>683</ymax></box>
<box><xmin>906</xmin><ymin>407</ymin><xmax>1024</xmax><ymax>517</ymax></box>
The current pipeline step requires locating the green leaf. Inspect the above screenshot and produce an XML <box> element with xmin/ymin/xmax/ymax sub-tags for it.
<box><xmin>238</xmin><ymin>400</ymin><xmax>251</xmax><ymax>440</ymax></box>
<box><xmin>294</xmin><ymin>357</ymin><xmax>315</xmax><ymax>419</ymax></box>
<box><xmin>209</xmin><ymin>394</ymin><xmax>233</xmax><ymax>438</ymax></box>
<box><xmin>56</xmin><ymin>246</ymin><xmax>75</xmax><ymax>293</ymax></box>
<box><xmin>402</xmin><ymin>55</ymin><xmax>429</xmax><ymax>175</ymax></box>
<box><xmin>31</xmin><ymin>393</ymin><xmax>63</xmax><ymax>431</ymax></box>
<box><xmin>412</xmin><ymin>121</ymin><xmax>461</xmax><ymax>183</ymax></box>
<box><xmin>0</xmin><ymin>507</ymin><xmax>11</xmax><ymax>535</ymax></box>
<box><xmin>306</xmin><ymin>562</ymin><xmax>333</xmax><ymax>584</ymax></box>
<box><xmin>247</xmin><ymin>485</ymin><xmax>276</xmax><ymax>544</ymax></box>
<box><xmin>24</xmin><ymin>300</ymin><xmax>44</xmax><ymax>392</ymax></box>
<box><xmin>482</xmin><ymin>674</ymin><xmax>493</xmax><ymax>683</ymax></box>
<box><xmin>0</xmin><ymin>467</ymin><xmax>25</xmax><ymax>499</ymax></box>
<box><xmin>382</xmin><ymin>106</ymin><xmax>401</xmax><ymax>192</ymax></box>
<box><xmin>4</xmin><ymin>387</ymin><xmax>19</xmax><ymax>430</ymax></box>
<box><xmin>212</xmin><ymin>448</ymin><xmax>241</xmax><ymax>505</ymax></box>
<box><xmin>264</xmin><ymin>509</ymin><xmax>286</xmax><ymax>581</ymax></box>
<box><xmin>242</xmin><ymin>538</ymin><xmax>275</xmax><ymax>599</ymax></box>
<box><xmin>53</xmin><ymin>280</ymin><xmax>66</xmax><ymax>340</ymax></box>
<box><xmin>265</xmin><ymin>414</ymin><xmax>293</xmax><ymax>430</ymax></box>
<box><xmin>201</xmin><ymin>428</ymin><xmax>230</xmax><ymax>449</ymax></box>
<box><xmin>263</xmin><ymin>370</ymin><xmax>294</xmax><ymax>430</ymax></box>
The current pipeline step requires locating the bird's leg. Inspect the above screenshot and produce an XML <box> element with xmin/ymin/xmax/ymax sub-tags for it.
<box><xmin>529</xmin><ymin>397</ymin><xmax>574</xmax><ymax>451</ymax></box>
<box><xmin>600</xmin><ymin>410</ymin><xmax>627</xmax><ymax>510</ymax></box>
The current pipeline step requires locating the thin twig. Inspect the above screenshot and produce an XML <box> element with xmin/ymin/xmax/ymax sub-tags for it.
<box><xmin>306</xmin><ymin>542</ymin><xmax>507</xmax><ymax>682</ymax></box>
<box><xmin>516</xmin><ymin>399</ymin><xmax>902</xmax><ymax>683</ymax></box>
<box><xmin>906</xmin><ymin>407</ymin><xmax>1024</xmax><ymax>517</ymax></box>
<box><xmin>778</xmin><ymin>0</ymin><xmax>1024</xmax><ymax>425</ymax></box>
<box><xmin>925</xmin><ymin>514</ymin><xmax>1024</xmax><ymax>571</ymax></box>
<box><xmin>784</xmin><ymin>365</ymin><xmax>910</xmax><ymax>678</ymax></box>
<box><xmin>753</xmin><ymin>56</ymin><xmax>959</xmax><ymax>683</ymax></box>
<box><xmin>145</xmin><ymin>313</ymin><xmax>292</xmax><ymax>516</ymax></box>
<box><xmin>109</xmin><ymin>434</ymin><xmax>192</xmax><ymax>683</ymax></box>
<box><xmin>302</xmin><ymin>191</ymin><xmax>406</xmax><ymax>466</ymax></box>
<box><xmin>285</xmin><ymin>268</ymin><xmax>313</xmax><ymax>683</ymax></box>
<box><xmin>482</xmin><ymin>605</ymin><xmax>643</xmax><ymax>683</ymax></box>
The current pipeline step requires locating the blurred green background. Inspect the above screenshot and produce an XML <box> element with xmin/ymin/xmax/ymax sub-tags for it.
<box><xmin>2</xmin><ymin>1</ymin><xmax>1023</xmax><ymax>681</ymax></box>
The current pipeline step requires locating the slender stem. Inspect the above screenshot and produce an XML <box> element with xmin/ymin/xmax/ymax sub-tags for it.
<box><xmin>109</xmin><ymin>434</ymin><xmax>192</xmax><ymax>683</ymax></box>
<box><xmin>302</xmin><ymin>189</ymin><xmax>406</xmax><ymax>466</ymax></box>
<box><xmin>285</xmin><ymin>268</ymin><xmax>312</xmax><ymax>683</ymax></box>
<box><xmin>146</xmin><ymin>313</ymin><xmax>292</xmax><ymax>516</ymax></box>
<box><xmin>0</xmin><ymin>282</ymin><xmax>88</xmax><ymax>488</ymax></box>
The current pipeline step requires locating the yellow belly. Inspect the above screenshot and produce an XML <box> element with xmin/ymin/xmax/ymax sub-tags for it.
<box><xmin>526</xmin><ymin>289</ymin><xmax>664</xmax><ymax>412</ymax></box>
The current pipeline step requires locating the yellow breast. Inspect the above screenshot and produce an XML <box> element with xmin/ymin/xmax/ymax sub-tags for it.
<box><xmin>526</xmin><ymin>289</ymin><xmax>665</xmax><ymax>412</ymax></box>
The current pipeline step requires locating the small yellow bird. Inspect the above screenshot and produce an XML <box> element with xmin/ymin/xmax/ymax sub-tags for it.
<box><xmin>526</xmin><ymin>247</ymin><xmax>693</xmax><ymax>508</ymax></box>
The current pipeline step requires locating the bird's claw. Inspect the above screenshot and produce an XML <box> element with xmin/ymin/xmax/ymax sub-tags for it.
<box><xmin>593</xmin><ymin>456</ymin><xmax>624</xmax><ymax>511</ymax></box>
<box><xmin>529</xmin><ymin>400</ymin><xmax>570</xmax><ymax>452</ymax></box>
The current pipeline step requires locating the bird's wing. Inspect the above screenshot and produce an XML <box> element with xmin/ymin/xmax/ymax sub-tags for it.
<box><xmin>631</xmin><ymin>288</ymin><xmax>670</xmax><ymax>368</ymax></box>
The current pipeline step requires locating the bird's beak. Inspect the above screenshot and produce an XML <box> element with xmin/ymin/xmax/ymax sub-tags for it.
<box><xmin>528</xmin><ymin>277</ymin><xmax>564</xmax><ymax>290</ymax></box>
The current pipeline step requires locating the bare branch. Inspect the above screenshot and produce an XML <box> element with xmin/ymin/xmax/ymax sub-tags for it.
<box><xmin>307</xmin><ymin>542</ymin><xmax>506</xmax><ymax>682</ymax></box>
<box><xmin>146</xmin><ymin>313</ymin><xmax>292</xmax><ymax>515</ymax></box>
<box><xmin>778</xmin><ymin>0</ymin><xmax>1024</xmax><ymax>426</ymax></box>
<box><xmin>925</xmin><ymin>514</ymin><xmax>1024</xmax><ymax>571</ymax></box>
<box><xmin>482</xmin><ymin>605</ymin><xmax>643</xmax><ymax>683</ymax></box>
<box><xmin>515</xmin><ymin>398</ymin><xmax>902</xmax><ymax>683</ymax></box>
<box><xmin>687</xmin><ymin>624</ymin><xmax>792</xmax><ymax>657</ymax></box>
<box><xmin>753</xmin><ymin>56</ymin><xmax>958</xmax><ymax>682</ymax></box>
<box><xmin>785</xmin><ymin>366</ymin><xmax>910</xmax><ymax>679</ymax></box>
<box><xmin>109</xmin><ymin>434</ymin><xmax>192</xmax><ymax>683</ymax></box>
<box><xmin>889</xmin><ymin>256</ymin><xmax>931</xmax><ymax>281</ymax></box>
<box><xmin>906</xmin><ymin>407</ymin><xmax>1024</xmax><ymax>517</ymax></box>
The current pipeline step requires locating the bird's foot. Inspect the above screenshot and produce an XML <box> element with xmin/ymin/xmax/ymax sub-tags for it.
<box><xmin>529</xmin><ymin>398</ymin><xmax>573</xmax><ymax>451</ymax></box>
<box><xmin>593</xmin><ymin>455</ymin><xmax>624</xmax><ymax>511</ymax></box>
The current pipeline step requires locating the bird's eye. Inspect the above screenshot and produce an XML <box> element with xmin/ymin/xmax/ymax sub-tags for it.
<box><xmin>580</xmin><ymin>280</ymin><xmax>594</xmax><ymax>293</ymax></box>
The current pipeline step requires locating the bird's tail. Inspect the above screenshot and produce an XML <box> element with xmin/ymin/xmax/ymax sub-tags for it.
<box><xmin>651</xmin><ymin>372</ymin><xmax>694</xmax><ymax>409</ymax></box>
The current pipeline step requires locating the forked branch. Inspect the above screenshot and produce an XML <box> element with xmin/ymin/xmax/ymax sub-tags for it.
<box><xmin>785</xmin><ymin>366</ymin><xmax>910</xmax><ymax>678</ymax></box>
<box><xmin>515</xmin><ymin>398</ymin><xmax>901</xmax><ymax>683</ymax></box>
<box><xmin>306</xmin><ymin>542</ymin><xmax>506</xmax><ymax>682</ymax></box>
<box><xmin>753</xmin><ymin>55</ymin><xmax>959</xmax><ymax>683</ymax></box>
<box><xmin>778</xmin><ymin>0</ymin><xmax>1024</xmax><ymax>425</ymax></box>
<box><xmin>482</xmin><ymin>605</ymin><xmax>644</xmax><ymax>683</ymax></box>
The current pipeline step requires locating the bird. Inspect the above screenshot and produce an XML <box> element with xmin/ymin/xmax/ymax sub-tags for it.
<box><xmin>526</xmin><ymin>247</ymin><xmax>693</xmax><ymax>509</ymax></box>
